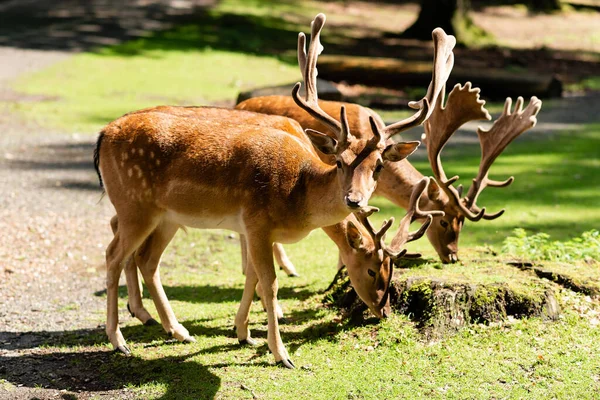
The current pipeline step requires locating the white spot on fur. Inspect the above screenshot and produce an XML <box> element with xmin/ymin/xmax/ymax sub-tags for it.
<box><xmin>138</xmin><ymin>148</ymin><xmax>144</xmax><ymax>156</ymax></box>
<box><xmin>127</xmin><ymin>168</ymin><xmax>133</xmax><ymax>178</ymax></box>
<box><xmin>131</xmin><ymin>148</ymin><xmax>136</xmax><ymax>154</ymax></box>
<box><xmin>156</xmin><ymin>159</ymin><xmax>161</xmax><ymax>166</ymax></box>
<box><xmin>150</xmin><ymin>151</ymin><xmax>155</xmax><ymax>159</ymax></box>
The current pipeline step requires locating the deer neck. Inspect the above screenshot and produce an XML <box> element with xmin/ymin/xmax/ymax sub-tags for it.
<box><xmin>303</xmin><ymin>164</ymin><xmax>350</xmax><ymax>228</ymax></box>
<box><xmin>375</xmin><ymin>159</ymin><xmax>439</xmax><ymax>213</ymax></box>
<box><xmin>321</xmin><ymin>218</ymin><xmax>354</xmax><ymax>257</ymax></box>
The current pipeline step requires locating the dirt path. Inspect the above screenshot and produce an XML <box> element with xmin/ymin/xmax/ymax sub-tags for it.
<box><xmin>0</xmin><ymin>46</ymin><xmax>122</xmax><ymax>399</ymax></box>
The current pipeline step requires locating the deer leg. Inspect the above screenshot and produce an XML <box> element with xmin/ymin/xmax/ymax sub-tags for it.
<box><xmin>112</xmin><ymin>215</ymin><xmax>157</xmax><ymax>326</ymax></box>
<box><xmin>234</xmin><ymin>255</ymin><xmax>259</xmax><ymax>347</ymax></box>
<box><xmin>240</xmin><ymin>234</ymin><xmax>249</xmax><ymax>275</ymax></box>
<box><xmin>243</xmin><ymin>236</ymin><xmax>285</xmax><ymax>321</ymax></box>
<box><xmin>124</xmin><ymin>248</ymin><xmax>158</xmax><ymax>326</ymax></box>
<box><xmin>105</xmin><ymin>214</ymin><xmax>159</xmax><ymax>355</ymax></box>
<box><xmin>135</xmin><ymin>221</ymin><xmax>194</xmax><ymax>343</ymax></box>
<box><xmin>273</xmin><ymin>243</ymin><xmax>299</xmax><ymax>277</ymax></box>
<box><xmin>245</xmin><ymin>235</ymin><xmax>294</xmax><ymax>368</ymax></box>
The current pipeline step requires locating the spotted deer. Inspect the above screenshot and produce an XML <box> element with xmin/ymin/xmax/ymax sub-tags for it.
<box><xmin>237</xmin><ymin>30</ymin><xmax>541</xmax><ymax>265</ymax></box>
<box><xmin>94</xmin><ymin>14</ymin><xmax>449</xmax><ymax>368</ymax></box>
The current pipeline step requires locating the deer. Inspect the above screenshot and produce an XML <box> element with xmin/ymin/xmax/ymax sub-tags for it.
<box><xmin>236</xmin><ymin>27</ymin><xmax>540</xmax><ymax>266</ymax></box>
<box><xmin>94</xmin><ymin>13</ymin><xmax>452</xmax><ymax>368</ymax></box>
<box><xmin>113</xmin><ymin>19</ymin><xmax>454</xmax><ymax>325</ymax></box>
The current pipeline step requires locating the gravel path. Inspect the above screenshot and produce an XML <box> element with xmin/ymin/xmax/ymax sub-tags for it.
<box><xmin>0</xmin><ymin>46</ymin><xmax>122</xmax><ymax>400</ymax></box>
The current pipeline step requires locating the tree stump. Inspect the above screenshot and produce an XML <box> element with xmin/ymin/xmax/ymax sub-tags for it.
<box><xmin>323</xmin><ymin>265</ymin><xmax>560</xmax><ymax>339</ymax></box>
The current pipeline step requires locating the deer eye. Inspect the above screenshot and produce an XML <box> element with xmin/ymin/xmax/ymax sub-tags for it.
<box><xmin>336</xmin><ymin>160</ymin><xmax>342</xmax><ymax>169</ymax></box>
<box><xmin>368</xmin><ymin>269</ymin><xmax>376</xmax><ymax>278</ymax></box>
<box><xmin>440</xmin><ymin>220</ymin><xmax>449</xmax><ymax>228</ymax></box>
<box><xmin>374</xmin><ymin>163</ymin><xmax>383</xmax><ymax>174</ymax></box>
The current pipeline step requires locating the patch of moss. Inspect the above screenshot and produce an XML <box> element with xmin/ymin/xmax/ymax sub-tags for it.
<box><xmin>323</xmin><ymin>259</ymin><xmax>561</xmax><ymax>337</ymax></box>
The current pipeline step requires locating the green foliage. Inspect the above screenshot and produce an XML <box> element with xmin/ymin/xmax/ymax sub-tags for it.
<box><xmin>502</xmin><ymin>228</ymin><xmax>600</xmax><ymax>262</ymax></box>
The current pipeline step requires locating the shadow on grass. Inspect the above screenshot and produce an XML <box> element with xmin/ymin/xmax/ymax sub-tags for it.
<box><xmin>0</xmin><ymin>304</ymin><xmax>372</xmax><ymax>396</ymax></box>
<box><xmin>94</xmin><ymin>282</ymin><xmax>319</xmax><ymax>304</ymax></box>
<box><xmin>0</xmin><ymin>346</ymin><xmax>221</xmax><ymax>399</ymax></box>
<box><xmin>0</xmin><ymin>0</ymin><xmax>305</xmax><ymax>61</ymax></box>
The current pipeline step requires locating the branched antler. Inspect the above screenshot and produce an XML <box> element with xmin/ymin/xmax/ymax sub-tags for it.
<box><xmin>422</xmin><ymin>81</ymin><xmax>541</xmax><ymax>222</ymax></box>
<box><xmin>465</xmin><ymin>96</ymin><xmax>543</xmax><ymax>217</ymax></box>
<box><xmin>388</xmin><ymin>177</ymin><xmax>445</xmax><ymax>254</ymax></box>
<box><xmin>292</xmin><ymin>14</ymin><xmax>344</xmax><ymax>140</ymax></box>
<box><xmin>293</xmin><ymin>15</ymin><xmax>456</xmax><ymax>144</ymax></box>
<box><xmin>381</xmin><ymin>28</ymin><xmax>456</xmax><ymax>139</ymax></box>
<box><xmin>354</xmin><ymin>206</ymin><xmax>404</xmax><ymax>258</ymax></box>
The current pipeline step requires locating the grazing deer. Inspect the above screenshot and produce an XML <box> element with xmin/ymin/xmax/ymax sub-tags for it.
<box><xmin>237</xmin><ymin>28</ymin><xmax>540</xmax><ymax>265</ymax></box>
<box><xmin>95</xmin><ymin>14</ymin><xmax>449</xmax><ymax>368</ymax></box>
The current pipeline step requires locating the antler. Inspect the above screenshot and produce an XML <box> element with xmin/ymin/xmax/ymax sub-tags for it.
<box><xmin>422</xmin><ymin>82</ymin><xmax>493</xmax><ymax>221</ymax></box>
<box><xmin>294</xmin><ymin>16</ymin><xmax>456</xmax><ymax>144</ymax></box>
<box><xmin>354</xmin><ymin>207</ymin><xmax>405</xmax><ymax>259</ymax></box>
<box><xmin>381</xmin><ymin>28</ymin><xmax>456</xmax><ymax>139</ymax></box>
<box><xmin>465</xmin><ymin>96</ymin><xmax>543</xmax><ymax>217</ymax></box>
<box><xmin>292</xmin><ymin>14</ymin><xmax>347</xmax><ymax>142</ymax></box>
<box><xmin>423</xmin><ymin>84</ymin><xmax>542</xmax><ymax>221</ymax></box>
<box><xmin>388</xmin><ymin>177</ymin><xmax>445</xmax><ymax>254</ymax></box>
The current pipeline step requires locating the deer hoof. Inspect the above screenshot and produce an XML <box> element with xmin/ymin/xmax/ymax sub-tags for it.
<box><xmin>144</xmin><ymin>318</ymin><xmax>159</xmax><ymax>326</ymax></box>
<box><xmin>239</xmin><ymin>337</ymin><xmax>258</xmax><ymax>347</ymax></box>
<box><xmin>278</xmin><ymin>317</ymin><xmax>290</xmax><ymax>325</ymax></box>
<box><xmin>288</xmin><ymin>273</ymin><xmax>300</xmax><ymax>278</ymax></box>
<box><xmin>115</xmin><ymin>344</ymin><xmax>132</xmax><ymax>356</ymax></box>
<box><xmin>126</xmin><ymin>303</ymin><xmax>135</xmax><ymax>318</ymax></box>
<box><xmin>182</xmin><ymin>336</ymin><xmax>196</xmax><ymax>344</ymax></box>
<box><xmin>276</xmin><ymin>359</ymin><xmax>296</xmax><ymax>369</ymax></box>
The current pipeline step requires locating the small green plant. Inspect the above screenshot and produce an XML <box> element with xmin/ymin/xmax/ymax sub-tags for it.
<box><xmin>502</xmin><ymin>228</ymin><xmax>600</xmax><ymax>262</ymax></box>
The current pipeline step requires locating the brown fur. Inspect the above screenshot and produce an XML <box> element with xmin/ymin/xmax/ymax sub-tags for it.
<box><xmin>237</xmin><ymin>96</ymin><xmax>461</xmax><ymax>263</ymax></box>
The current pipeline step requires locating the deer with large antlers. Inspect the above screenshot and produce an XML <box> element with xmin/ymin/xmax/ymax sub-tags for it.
<box><xmin>237</xmin><ymin>30</ymin><xmax>541</xmax><ymax>265</ymax></box>
<box><xmin>95</xmin><ymin>13</ymin><xmax>445</xmax><ymax>368</ymax></box>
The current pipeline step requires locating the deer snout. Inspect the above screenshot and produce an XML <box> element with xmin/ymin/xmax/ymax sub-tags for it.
<box><xmin>345</xmin><ymin>194</ymin><xmax>364</xmax><ymax>209</ymax></box>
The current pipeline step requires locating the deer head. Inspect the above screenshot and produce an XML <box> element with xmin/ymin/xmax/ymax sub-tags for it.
<box><xmin>422</xmin><ymin>82</ymin><xmax>543</xmax><ymax>263</ymax></box>
<box><xmin>344</xmin><ymin>178</ymin><xmax>442</xmax><ymax>318</ymax></box>
<box><xmin>292</xmin><ymin>14</ymin><xmax>456</xmax><ymax>211</ymax></box>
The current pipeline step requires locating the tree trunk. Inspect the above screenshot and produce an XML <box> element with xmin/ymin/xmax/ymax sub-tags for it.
<box><xmin>401</xmin><ymin>0</ymin><xmax>490</xmax><ymax>46</ymax></box>
<box><xmin>402</xmin><ymin>0</ymin><xmax>470</xmax><ymax>40</ymax></box>
<box><xmin>528</xmin><ymin>0</ymin><xmax>562</xmax><ymax>11</ymax></box>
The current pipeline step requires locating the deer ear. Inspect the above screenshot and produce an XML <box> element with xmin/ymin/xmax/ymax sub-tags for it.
<box><xmin>382</xmin><ymin>141</ymin><xmax>420</xmax><ymax>162</ymax></box>
<box><xmin>345</xmin><ymin>221</ymin><xmax>364</xmax><ymax>250</ymax></box>
<box><xmin>305</xmin><ymin>129</ymin><xmax>337</xmax><ymax>155</ymax></box>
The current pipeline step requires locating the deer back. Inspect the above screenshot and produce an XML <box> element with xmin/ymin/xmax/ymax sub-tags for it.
<box><xmin>98</xmin><ymin>108</ymin><xmax>335</xmax><ymax>232</ymax></box>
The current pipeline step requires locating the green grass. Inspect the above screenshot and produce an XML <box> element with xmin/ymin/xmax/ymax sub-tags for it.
<box><xmin>9</xmin><ymin>48</ymin><xmax>298</xmax><ymax>132</ymax></box>
<box><xmin>5</xmin><ymin>0</ymin><xmax>324</xmax><ymax>133</ymax></box>
<box><xmin>38</xmin><ymin>226</ymin><xmax>599</xmax><ymax>399</ymax></box>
